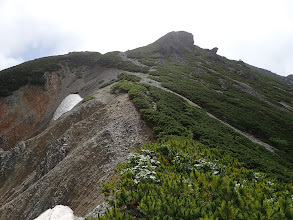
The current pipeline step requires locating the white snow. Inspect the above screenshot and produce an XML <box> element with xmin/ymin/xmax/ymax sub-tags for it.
<box><xmin>52</xmin><ymin>94</ymin><xmax>82</xmax><ymax>121</ymax></box>
<box><xmin>34</xmin><ymin>205</ymin><xmax>75</xmax><ymax>220</ymax></box>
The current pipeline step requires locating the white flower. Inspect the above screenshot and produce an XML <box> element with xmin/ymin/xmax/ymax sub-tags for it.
<box><xmin>266</xmin><ymin>181</ymin><xmax>274</xmax><ymax>186</ymax></box>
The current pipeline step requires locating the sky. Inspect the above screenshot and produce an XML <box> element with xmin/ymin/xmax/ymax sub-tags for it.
<box><xmin>0</xmin><ymin>0</ymin><xmax>292</xmax><ymax>76</ymax></box>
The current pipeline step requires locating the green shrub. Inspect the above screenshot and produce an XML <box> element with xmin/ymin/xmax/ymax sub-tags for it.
<box><xmin>0</xmin><ymin>52</ymin><xmax>101</xmax><ymax>97</ymax></box>
<box><xmin>98</xmin><ymin>139</ymin><xmax>293</xmax><ymax>219</ymax></box>
<box><xmin>110</xmin><ymin>81</ymin><xmax>293</xmax><ymax>181</ymax></box>
<box><xmin>97</xmin><ymin>52</ymin><xmax>149</xmax><ymax>73</ymax></box>
<box><xmin>128</xmin><ymin>88</ymin><xmax>145</xmax><ymax>100</ymax></box>
<box><xmin>111</xmin><ymin>82</ymin><xmax>147</xmax><ymax>95</ymax></box>
<box><xmin>118</xmin><ymin>72</ymin><xmax>141</xmax><ymax>82</ymax></box>
<box><xmin>29</xmin><ymin>70</ymin><xmax>45</xmax><ymax>85</ymax></box>
<box><xmin>100</xmin><ymin>79</ymin><xmax>116</xmax><ymax>88</ymax></box>
<box><xmin>132</xmin><ymin>98</ymin><xmax>150</xmax><ymax>110</ymax></box>
<box><xmin>269</xmin><ymin>137</ymin><xmax>289</xmax><ymax>149</ymax></box>
<box><xmin>150</xmin><ymin>53</ymin><xmax>293</xmax><ymax>170</ymax></box>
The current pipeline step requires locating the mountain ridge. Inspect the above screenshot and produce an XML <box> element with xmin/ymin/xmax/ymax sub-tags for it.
<box><xmin>0</xmin><ymin>31</ymin><xmax>293</xmax><ymax>219</ymax></box>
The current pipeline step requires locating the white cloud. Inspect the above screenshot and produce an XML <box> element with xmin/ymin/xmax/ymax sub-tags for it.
<box><xmin>0</xmin><ymin>0</ymin><xmax>82</xmax><ymax>61</ymax></box>
<box><xmin>0</xmin><ymin>0</ymin><xmax>292</xmax><ymax>76</ymax></box>
<box><xmin>0</xmin><ymin>54</ymin><xmax>23</xmax><ymax>70</ymax></box>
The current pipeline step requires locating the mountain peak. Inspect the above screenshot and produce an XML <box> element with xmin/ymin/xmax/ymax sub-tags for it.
<box><xmin>155</xmin><ymin>31</ymin><xmax>194</xmax><ymax>55</ymax></box>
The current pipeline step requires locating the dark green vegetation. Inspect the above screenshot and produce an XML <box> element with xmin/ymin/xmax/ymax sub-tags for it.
<box><xmin>127</xmin><ymin>39</ymin><xmax>293</xmax><ymax>172</ymax></box>
<box><xmin>0</xmin><ymin>52</ymin><xmax>102</xmax><ymax>97</ymax></box>
<box><xmin>86</xmin><ymin>79</ymin><xmax>293</xmax><ymax>219</ymax></box>
<box><xmin>97</xmin><ymin>52</ymin><xmax>149</xmax><ymax>73</ymax></box>
<box><xmin>111</xmin><ymin>82</ymin><xmax>293</xmax><ymax>181</ymax></box>
<box><xmin>90</xmin><ymin>139</ymin><xmax>293</xmax><ymax>219</ymax></box>
<box><xmin>99</xmin><ymin>73</ymin><xmax>141</xmax><ymax>89</ymax></box>
<box><xmin>118</xmin><ymin>72</ymin><xmax>141</xmax><ymax>82</ymax></box>
<box><xmin>82</xmin><ymin>95</ymin><xmax>95</xmax><ymax>103</ymax></box>
<box><xmin>0</xmin><ymin>56</ymin><xmax>58</xmax><ymax>96</ymax></box>
<box><xmin>0</xmin><ymin>52</ymin><xmax>146</xmax><ymax>97</ymax></box>
<box><xmin>157</xmin><ymin>64</ymin><xmax>293</xmax><ymax>162</ymax></box>
<box><xmin>2</xmin><ymin>31</ymin><xmax>293</xmax><ymax>218</ymax></box>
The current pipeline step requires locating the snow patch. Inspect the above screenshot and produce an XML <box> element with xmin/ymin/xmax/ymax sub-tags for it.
<box><xmin>34</xmin><ymin>205</ymin><xmax>77</xmax><ymax>220</ymax></box>
<box><xmin>52</xmin><ymin>94</ymin><xmax>82</xmax><ymax>121</ymax></box>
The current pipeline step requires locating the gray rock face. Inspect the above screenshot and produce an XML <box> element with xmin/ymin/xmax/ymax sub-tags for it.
<box><xmin>235</xmin><ymin>70</ymin><xmax>256</xmax><ymax>80</ymax></box>
<box><xmin>194</xmin><ymin>67</ymin><xmax>206</xmax><ymax>74</ymax></box>
<box><xmin>155</xmin><ymin>31</ymin><xmax>194</xmax><ymax>55</ymax></box>
<box><xmin>0</xmin><ymin>89</ymin><xmax>154</xmax><ymax>220</ymax></box>
<box><xmin>219</xmin><ymin>79</ymin><xmax>227</xmax><ymax>91</ymax></box>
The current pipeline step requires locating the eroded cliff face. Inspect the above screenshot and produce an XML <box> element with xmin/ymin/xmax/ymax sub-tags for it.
<box><xmin>0</xmin><ymin>88</ymin><xmax>154</xmax><ymax>220</ymax></box>
<box><xmin>0</xmin><ymin>61</ymin><xmax>155</xmax><ymax>219</ymax></box>
<box><xmin>0</xmin><ymin>64</ymin><xmax>122</xmax><ymax>151</ymax></box>
<box><xmin>0</xmin><ymin>85</ymin><xmax>52</xmax><ymax>151</ymax></box>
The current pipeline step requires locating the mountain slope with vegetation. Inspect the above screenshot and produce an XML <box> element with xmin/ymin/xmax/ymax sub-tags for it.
<box><xmin>95</xmin><ymin>139</ymin><xmax>293</xmax><ymax>219</ymax></box>
<box><xmin>126</xmin><ymin>31</ymin><xmax>293</xmax><ymax>169</ymax></box>
<box><xmin>86</xmin><ymin>80</ymin><xmax>292</xmax><ymax>219</ymax></box>
<box><xmin>0</xmin><ymin>31</ymin><xmax>292</xmax><ymax>219</ymax></box>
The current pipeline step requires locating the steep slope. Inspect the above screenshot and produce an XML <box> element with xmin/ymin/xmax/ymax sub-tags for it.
<box><xmin>125</xmin><ymin>70</ymin><xmax>276</xmax><ymax>152</ymax></box>
<box><xmin>0</xmin><ymin>88</ymin><xmax>154</xmax><ymax>219</ymax></box>
<box><xmin>83</xmin><ymin>80</ymin><xmax>293</xmax><ymax>219</ymax></box>
<box><xmin>0</xmin><ymin>52</ymin><xmax>154</xmax><ymax>219</ymax></box>
<box><xmin>1</xmin><ymin>31</ymin><xmax>293</xmax><ymax>219</ymax></box>
<box><xmin>0</xmin><ymin>54</ymin><xmax>122</xmax><ymax>151</ymax></box>
<box><xmin>127</xmin><ymin>31</ymin><xmax>293</xmax><ymax>166</ymax></box>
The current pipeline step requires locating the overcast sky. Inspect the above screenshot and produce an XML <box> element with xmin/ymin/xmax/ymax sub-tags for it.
<box><xmin>0</xmin><ymin>0</ymin><xmax>292</xmax><ymax>76</ymax></box>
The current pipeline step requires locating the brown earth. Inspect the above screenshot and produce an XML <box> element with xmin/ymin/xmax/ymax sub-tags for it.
<box><xmin>0</xmin><ymin>86</ymin><xmax>52</xmax><ymax>151</ymax></box>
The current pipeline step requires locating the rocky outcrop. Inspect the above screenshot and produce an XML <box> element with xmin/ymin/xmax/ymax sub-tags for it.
<box><xmin>219</xmin><ymin>79</ymin><xmax>227</xmax><ymax>91</ymax></box>
<box><xmin>235</xmin><ymin>70</ymin><xmax>256</xmax><ymax>81</ymax></box>
<box><xmin>155</xmin><ymin>31</ymin><xmax>194</xmax><ymax>55</ymax></box>
<box><xmin>210</xmin><ymin>47</ymin><xmax>218</xmax><ymax>54</ymax></box>
<box><xmin>194</xmin><ymin>67</ymin><xmax>206</xmax><ymax>74</ymax></box>
<box><xmin>0</xmin><ymin>88</ymin><xmax>154</xmax><ymax>220</ymax></box>
<box><xmin>284</xmin><ymin>74</ymin><xmax>293</xmax><ymax>87</ymax></box>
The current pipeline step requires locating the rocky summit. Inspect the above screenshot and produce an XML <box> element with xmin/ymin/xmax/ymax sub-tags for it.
<box><xmin>155</xmin><ymin>31</ymin><xmax>194</xmax><ymax>55</ymax></box>
<box><xmin>1</xmin><ymin>31</ymin><xmax>293</xmax><ymax>219</ymax></box>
